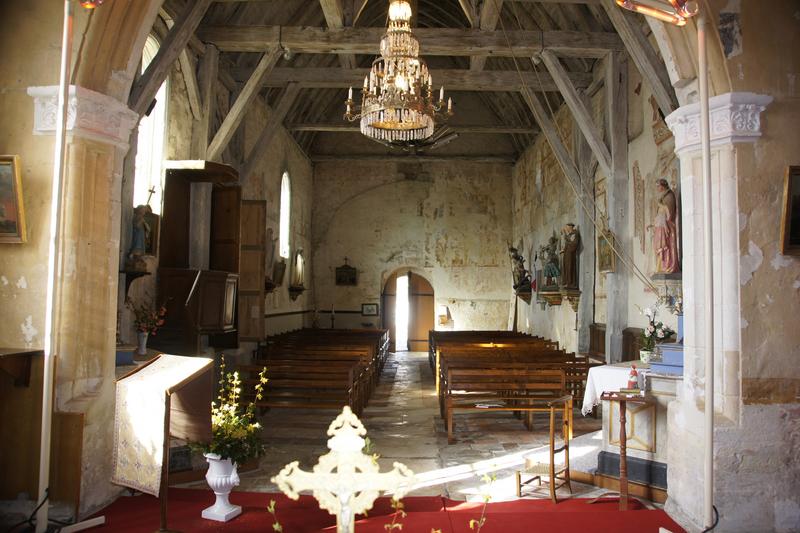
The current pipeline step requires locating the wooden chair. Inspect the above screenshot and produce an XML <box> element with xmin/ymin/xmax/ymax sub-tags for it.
<box><xmin>515</xmin><ymin>395</ymin><xmax>573</xmax><ymax>503</ymax></box>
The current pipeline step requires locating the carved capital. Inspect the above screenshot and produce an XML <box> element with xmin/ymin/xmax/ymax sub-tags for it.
<box><xmin>27</xmin><ymin>85</ymin><xmax>139</xmax><ymax>150</ymax></box>
<box><xmin>665</xmin><ymin>92</ymin><xmax>772</xmax><ymax>155</ymax></box>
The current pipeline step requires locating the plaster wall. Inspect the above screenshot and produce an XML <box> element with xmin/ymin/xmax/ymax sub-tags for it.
<box><xmin>311</xmin><ymin>161</ymin><xmax>513</xmax><ymax>331</ymax></box>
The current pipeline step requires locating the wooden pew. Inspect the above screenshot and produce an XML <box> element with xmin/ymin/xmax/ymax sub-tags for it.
<box><xmin>443</xmin><ymin>367</ymin><xmax>571</xmax><ymax>444</ymax></box>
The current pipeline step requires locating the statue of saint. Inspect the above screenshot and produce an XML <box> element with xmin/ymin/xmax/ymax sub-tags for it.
<box><xmin>291</xmin><ymin>248</ymin><xmax>305</xmax><ymax>288</ymax></box>
<box><xmin>126</xmin><ymin>204</ymin><xmax>151</xmax><ymax>271</ymax></box>
<box><xmin>650</xmin><ymin>179</ymin><xmax>680</xmax><ymax>274</ymax></box>
<box><xmin>559</xmin><ymin>223</ymin><xmax>581</xmax><ymax>289</ymax></box>
<box><xmin>508</xmin><ymin>247</ymin><xmax>531</xmax><ymax>291</ymax></box>
<box><xmin>542</xmin><ymin>236</ymin><xmax>560</xmax><ymax>287</ymax></box>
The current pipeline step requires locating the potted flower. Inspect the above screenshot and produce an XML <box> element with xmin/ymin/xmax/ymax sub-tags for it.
<box><xmin>125</xmin><ymin>296</ymin><xmax>166</xmax><ymax>355</ymax></box>
<box><xmin>194</xmin><ymin>357</ymin><xmax>268</xmax><ymax>522</ymax></box>
<box><xmin>638</xmin><ymin>305</ymin><xmax>675</xmax><ymax>363</ymax></box>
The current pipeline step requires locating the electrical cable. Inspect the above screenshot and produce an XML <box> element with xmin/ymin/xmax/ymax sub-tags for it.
<box><xmin>701</xmin><ymin>505</ymin><xmax>720</xmax><ymax>532</ymax></box>
<box><xmin>2</xmin><ymin>489</ymin><xmax>50</xmax><ymax>533</ymax></box>
<box><xmin>492</xmin><ymin>0</ymin><xmax>661</xmax><ymax>295</ymax></box>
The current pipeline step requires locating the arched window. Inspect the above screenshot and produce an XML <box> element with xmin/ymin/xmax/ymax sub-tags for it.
<box><xmin>279</xmin><ymin>171</ymin><xmax>291</xmax><ymax>259</ymax></box>
<box><xmin>133</xmin><ymin>35</ymin><xmax>168</xmax><ymax>214</ymax></box>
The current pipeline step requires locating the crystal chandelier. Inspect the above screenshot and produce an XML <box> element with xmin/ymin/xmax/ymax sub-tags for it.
<box><xmin>615</xmin><ymin>0</ymin><xmax>699</xmax><ymax>26</ymax></box>
<box><xmin>344</xmin><ymin>0</ymin><xmax>452</xmax><ymax>144</ymax></box>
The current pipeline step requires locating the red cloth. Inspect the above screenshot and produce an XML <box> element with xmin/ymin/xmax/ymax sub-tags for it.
<box><xmin>93</xmin><ymin>488</ymin><xmax>685</xmax><ymax>533</ymax></box>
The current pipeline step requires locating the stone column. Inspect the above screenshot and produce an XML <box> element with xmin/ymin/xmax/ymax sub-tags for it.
<box><xmin>28</xmin><ymin>85</ymin><xmax>138</xmax><ymax>514</ymax></box>
<box><xmin>663</xmin><ymin>92</ymin><xmax>771</xmax><ymax>530</ymax></box>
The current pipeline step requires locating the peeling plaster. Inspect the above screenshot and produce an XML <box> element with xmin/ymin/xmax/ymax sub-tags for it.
<box><xmin>740</xmin><ymin>241</ymin><xmax>763</xmax><ymax>285</ymax></box>
<box><xmin>738</xmin><ymin>212</ymin><xmax>748</xmax><ymax>232</ymax></box>
<box><xmin>741</xmin><ymin>317</ymin><xmax>748</xmax><ymax>330</ymax></box>
<box><xmin>719</xmin><ymin>1</ymin><xmax>743</xmax><ymax>59</ymax></box>
<box><xmin>771</xmin><ymin>253</ymin><xmax>794</xmax><ymax>271</ymax></box>
<box><xmin>20</xmin><ymin>315</ymin><xmax>38</xmax><ymax>345</ymax></box>
<box><xmin>774</xmin><ymin>499</ymin><xmax>800</xmax><ymax>533</ymax></box>
<box><xmin>15</xmin><ymin>276</ymin><xmax>27</xmax><ymax>289</ymax></box>
<box><xmin>0</xmin><ymin>275</ymin><xmax>7</xmax><ymax>286</ymax></box>
<box><xmin>794</xmin><ymin>279</ymin><xmax>800</xmax><ymax>290</ymax></box>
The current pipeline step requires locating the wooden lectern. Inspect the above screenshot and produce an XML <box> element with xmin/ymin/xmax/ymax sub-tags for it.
<box><xmin>112</xmin><ymin>354</ymin><xmax>213</xmax><ymax>532</ymax></box>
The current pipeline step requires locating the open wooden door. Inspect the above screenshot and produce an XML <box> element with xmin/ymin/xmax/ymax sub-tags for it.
<box><xmin>382</xmin><ymin>271</ymin><xmax>398</xmax><ymax>351</ymax></box>
<box><xmin>408</xmin><ymin>273</ymin><xmax>434</xmax><ymax>352</ymax></box>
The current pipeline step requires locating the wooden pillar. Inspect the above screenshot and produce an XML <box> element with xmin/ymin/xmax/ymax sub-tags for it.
<box><xmin>574</xmin><ymin>95</ymin><xmax>596</xmax><ymax>354</ymax></box>
<box><xmin>604</xmin><ymin>51</ymin><xmax>628</xmax><ymax>363</ymax></box>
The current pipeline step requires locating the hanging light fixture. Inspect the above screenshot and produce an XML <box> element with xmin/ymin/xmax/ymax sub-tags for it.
<box><xmin>615</xmin><ymin>0</ymin><xmax>699</xmax><ymax>26</ymax></box>
<box><xmin>344</xmin><ymin>0</ymin><xmax>453</xmax><ymax>144</ymax></box>
<box><xmin>79</xmin><ymin>0</ymin><xmax>104</xmax><ymax>8</ymax></box>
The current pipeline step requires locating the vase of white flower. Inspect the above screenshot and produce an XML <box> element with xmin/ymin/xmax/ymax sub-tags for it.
<box><xmin>639</xmin><ymin>305</ymin><xmax>675</xmax><ymax>364</ymax></box>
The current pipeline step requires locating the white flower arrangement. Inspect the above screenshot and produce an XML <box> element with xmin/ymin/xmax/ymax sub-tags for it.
<box><xmin>637</xmin><ymin>303</ymin><xmax>675</xmax><ymax>351</ymax></box>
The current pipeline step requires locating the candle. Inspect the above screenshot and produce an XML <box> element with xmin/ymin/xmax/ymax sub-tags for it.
<box><xmin>447</xmin><ymin>97</ymin><xmax>452</xmax><ymax>112</ymax></box>
<box><xmin>348</xmin><ymin>86</ymin><xmax>353</xmax><ymax>100</ymax></box>
<box><xmin>439</xmin><ymin>86</ymin><xmax>444</xmax><ymax>102</ymax></box>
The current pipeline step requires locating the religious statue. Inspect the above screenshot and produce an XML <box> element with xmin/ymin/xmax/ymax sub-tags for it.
<box><xmin>291</xmin><ymin>248</ymin><xmax>305</xmax><ymax>288</ymax></box>
<box><xmin>508</xmin><ymin>246</ymin><xmax>531</xmax><ymax>292</ymax></box>
<box><xmin>126</xmin><ymin>204</ymin><xmax>151</xmax><ymax>272</ymax></box>
<box><xmin>649</xmin><ymin>179</ymin><xmax>680</xmax><ymax>274</ymax></box>
<box><xmin>542</xmin><ymin>236</ymin><xmax>560</xmax><ymax>287</ymax></box>
<box><xmin>559</xmin><ymin>223</ymin><xmax>581</xmax><ymax>289</ymax></box>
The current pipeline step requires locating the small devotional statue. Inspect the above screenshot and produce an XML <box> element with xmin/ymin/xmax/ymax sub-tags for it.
<box><xmin>650</xmin><ymin>179</ymin><xmax>680</xmax><ymax>274</ymax></box>
<box><xmin>126</xmin><ymin>204</ymin><xmax>151</xmax><ymax>271</ymax></box>
<box><xmin>559</xmin><ymin>223</ymin><xmax>581</xmax><ymax>289</ymax></box>
<box><xmin>508</xmin><ymin>246</ymin><xmax>531</xmax><ymax>291</ymax></box>
<box><xmin>542</xmin><ymin>236</ymin><xmax>561</xmax><ymax>287</ymax></box>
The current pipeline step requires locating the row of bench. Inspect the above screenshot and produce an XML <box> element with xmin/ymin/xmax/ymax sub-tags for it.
<box><xmin>239</xmin><ymin>328</ymin><xmax>389</xmax><ymax>416</ymax></box>
<box><xmin>431</xmin><ymin>331</ymin><xmax>601</xmax><ymax>443</ymax></box>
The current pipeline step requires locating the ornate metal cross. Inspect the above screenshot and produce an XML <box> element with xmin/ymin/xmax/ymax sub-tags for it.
<box><xmin>271</xmin><ymin>407</ymin><xmax>415</xmax><ymax>533</ymax></box>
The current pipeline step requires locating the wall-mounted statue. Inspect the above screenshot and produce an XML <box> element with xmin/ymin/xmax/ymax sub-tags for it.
<box><xmin>650</xmin><ymin>178</ymin><xmax>680</xmax><ymax>274</ymax></box>
<box><xmin>509</xmin><ymin>246</ymin><xmax>531</xmax><ymax>292</ymax></box>
<box><xmin>559</xmin><ymin>223</ymin><xmax>581</xmax><ymax>289</ymax></box>
<box><xmin>126</xmin><ymin>204</ymin><xmax>151</xmax><ymax>272</ymax></box>
<box><xmin>542</xmin><ymin>236</ymin><xmax>560</xmax><ymax>288</ymax></box>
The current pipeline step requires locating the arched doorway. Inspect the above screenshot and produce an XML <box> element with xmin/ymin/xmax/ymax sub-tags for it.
<box><xmin>381</xmin><ymin>270</ymin><xmax>435</xmax><ymax>352</ymax></box>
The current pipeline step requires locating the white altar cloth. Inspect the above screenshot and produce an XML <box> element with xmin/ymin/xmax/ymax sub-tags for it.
<box><xmin>581</xmin><ymin>362</ymin><xmax>647</xmax><ymax>415</ymax></box>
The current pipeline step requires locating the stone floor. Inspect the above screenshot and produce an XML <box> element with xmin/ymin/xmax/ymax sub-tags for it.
<box><xmin>221</xmin><ymin>351</ymin><xmax>608</xmax><ymax>502</ymax></box>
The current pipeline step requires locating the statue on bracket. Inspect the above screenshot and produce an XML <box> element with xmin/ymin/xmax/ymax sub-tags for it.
<box><xmin>509</xmin><ymin>246</ymin><xmax>532</xmax><ymax>302</ymax></box>
<box><xmin>650</xmin><ymin>178</ymin><xmax>681</xmax><ymax>274</ymax></box>
<box><xmin>559</xmin><ymin>223</ymin><xmax>581</xmax><ymax>290</ymax></box>
<box><xmin>125</xmin><ymin>204</ymin><xmax>152</xmax><ymax>272</ymax></box>
<box><xmin>541</xmin><ymin>235</ymin><xmax>561</xmax><ymax>288</ymax></box>
<box><xmin>289</xmin><ymin>248</ymin><xmax>306</xmax><ymax>300</ymax></box>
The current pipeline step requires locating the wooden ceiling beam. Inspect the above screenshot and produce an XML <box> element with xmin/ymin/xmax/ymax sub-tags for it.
<box><xmin>540</xmin><ymin>50</ymin><xmax>611</xmax><ymax>177</ymax></box>
<box><xmin>470</xmin><ymin>0</ymin><xmax>503</xmax><ymax>71</ymax></box>
<box><xmin>207</xmin><ymin>48</ymin><xmax>281</xmax><ymax>161</ymax></box>
<box><xmin>457</xmin><ymin>0</ymin><xmax>478</xmax><ymax>27</ymax></box>
<box><xmin>228</xmin><ymin>67</ymin><xmax>593</xmax><ymax>92</ymax></box>
<box><xmin>600</xmin><ymin>0</ymin><xmax>676</xmax><ymax>115</ymax></box>
<box><xmin>312</xmin><ymin>154</ymin><xmax>516</xmax><ymax>163</ymax></box>
<box><xmin>131</xmin><ymin>0</ymin><xmax>212</xmax><ymax>116</ymax></box>
<box><xmin>242</xmin><ymin>84</ymin><xmax>302</xmax><ymax>179</ymax></box>
<box><xmin>289</xmin><ymin>123</ymin><xmax>538</xmax><ymax>134</ymax></box>
<box><xmin>319</xmin><ymin>0</ymin><xmax>358</xmax><ymax>69</ymax></box>
<box><xmin>197</xmin><ymin>26</ymin><xmax>624</xmax><ymax>57</ymax></box>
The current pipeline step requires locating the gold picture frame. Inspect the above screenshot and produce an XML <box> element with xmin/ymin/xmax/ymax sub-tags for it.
<box><xmin>780</xmin><ymin>166</ymin><xmax>800</xmax><ymax>256</ymax></box>
<box><xmin>0</xmin><ymin>155</ymin><xmax>27</xmax><ymax>243</ymax></box>
<box><xmin>597</xmin><ymin>229</ymin><xmax>616</xmax><ymax>273</ymax></box>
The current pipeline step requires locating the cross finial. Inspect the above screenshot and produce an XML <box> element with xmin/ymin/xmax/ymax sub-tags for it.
<box><xmin>272</xmin><ymin>407</ymin><xmax>415</xmax><ymax>533</ymax></box>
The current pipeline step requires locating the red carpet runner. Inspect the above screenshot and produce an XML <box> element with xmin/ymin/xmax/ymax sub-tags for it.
<box><xmin>92</xmin><ymin>488</ymin><xmax>685</xmax><ymax>532</ymax></box>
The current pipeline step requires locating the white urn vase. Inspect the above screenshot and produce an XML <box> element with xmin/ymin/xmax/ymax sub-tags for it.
<box><xmin>135</xmin><ymin>331</ymin><xmax>148</xmax><ymax>356</ymax></box>
<box><xmin>639</xmin><ymin>349</ymin><xmax>653</xmax><ymax>364</ymax></box>
<box><xmin>201</xmin><ymin>453</ymin><xmax>242</xmax><ymax>522</ymax></box>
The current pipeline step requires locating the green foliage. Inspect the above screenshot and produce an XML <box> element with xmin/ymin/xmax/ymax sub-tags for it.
<box><xmin>125</xmin><ymin>295</ymin><xmax>167</xmax><ymax>334</ymax></box>
<box><xmin>267</xmin><ymin>499</ymin><xmax>283</xmax><ymax>532</ymax></box>
<box><xmin>469</xmin><ymin>471</ymin><xmax>497</xmax><ymax>532</ymax></box>
<box><xmin>192</xmin><ymin>356</ymin><xmax>268</xmax><ymax>466</ymax></box>
<box><xmin>384</xmin><ymin>498</ymin><xmax>407</xmax><ymax>531</ymax></box>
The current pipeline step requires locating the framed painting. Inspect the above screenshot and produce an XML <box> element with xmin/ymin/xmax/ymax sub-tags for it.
<box><xmin>781</xmin><ymin>166</ymin><xmax>800</xmax><ymax>256</ymax></box>
<box><xmin>0</xmin><ymin>155</ymin><xmax>26</xmax><ymax>243</ymax></box>
<box><xmin>597</xmin><ymin>229</ymin><xmax>616</xmax><ymax>274</ymax></box>
<box><xmin>361</xmin><ymin>303</ymin><xmax>379</xmax><ymax>316</ymax></box>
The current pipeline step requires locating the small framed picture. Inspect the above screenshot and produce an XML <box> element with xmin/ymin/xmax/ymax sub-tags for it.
<box><xmin>361</xmin><ymin>303</ymin><xmax>378</xmax><ymax>316</ymax></box>
<box><xmin>0</xmin><ymin>155</ymin><xmax>27</xmax><ymax>244</ymax></box>
<box><xmin>597</xmin><ymin>229</ymin><xmax>616</xmax><ymax>273</ymax></box>
<box><xmin>780</xmin><ymin>166</ymin><xmax>800</xmax><ymax>256</ymax></box>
